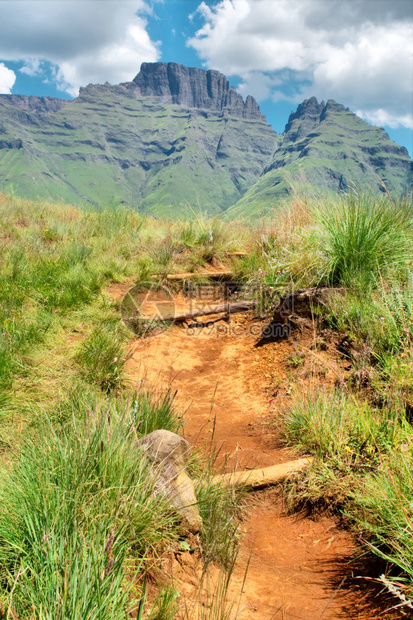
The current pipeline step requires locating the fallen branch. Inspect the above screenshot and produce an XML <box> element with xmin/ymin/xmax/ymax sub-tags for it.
<box><xmin>274</xmin><ymin>287</ymin><xmax>346</xmax><ymax>322</ymax></box>
<box><xmin>151</xmin><ymin>270</ymin><xmax>234</xmax><ymax>281</ymax></box>
<box><xmin>167</xmin><ymin>300</ymin><xmax>256</xmax><ymax>323</ymax></box>
<box><xmin>207</xmin><ymin>457</ymin><xmax>313</xmax><ymax>490</ymax></box>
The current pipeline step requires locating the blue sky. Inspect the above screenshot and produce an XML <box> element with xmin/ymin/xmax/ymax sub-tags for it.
<box><xmin>0</xmin><ymin>0</ymin><xmax>412</xmax><ymax>155</ymax></box>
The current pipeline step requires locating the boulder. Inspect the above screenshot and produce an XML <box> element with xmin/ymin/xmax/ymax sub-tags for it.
<box><xmin>138</xmin><ymin>429</ymin><xmax>203</xmax><ymax>534</ymax></box>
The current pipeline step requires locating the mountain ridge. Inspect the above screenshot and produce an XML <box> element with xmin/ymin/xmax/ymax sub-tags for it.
<box><xmin>0</xmin><ymin>62</ymin><xmax>411</xmax><ymax>215</ymax></box>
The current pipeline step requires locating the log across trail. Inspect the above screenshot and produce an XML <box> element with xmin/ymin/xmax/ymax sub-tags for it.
<box><xmin>168</xmin><ymin>300</ymin><xmax>256</xmax><ymax>322</ymax></box>
<box><xmin>209</xmin><ymin>457</ymin><xmax>314</xmax><ymax>490</ymax></box>
<box><xmin>108</xmin><ymin>281</ymin><xmax>399</xmax><ymax>620</ymax></box>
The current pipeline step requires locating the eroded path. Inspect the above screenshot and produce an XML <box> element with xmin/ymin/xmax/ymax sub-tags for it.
<box><xmin>110</xmin><ymin>282</ymin><xmax>400</xmax><ymax>619</ymax></box>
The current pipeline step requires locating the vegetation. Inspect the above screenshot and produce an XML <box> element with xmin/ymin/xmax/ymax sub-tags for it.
<box><xmin>309</xmin><ymin>193</ymin><xmax>413</xmax><ymax>287</ymax></box>
<box><xmin>1</xmin><ymin>83</ymin><xmax>411</xmax><ymax>216</ymax></box>
<box><xmin>0</xmin><ymin>397</ymin><xmax>178</xmax><ymax>619</ymax></box>
<box><xmin>1</xmin><ymin>188</ymin><xmax>413</xmax><ymax>614</ymax></box>
<box><xmin>0</xmin><ymin>193</ymin><xmax>252</xmax><ymax>617</ymax></box>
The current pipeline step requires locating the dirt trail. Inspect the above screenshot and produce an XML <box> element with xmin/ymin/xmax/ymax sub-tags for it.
<box><xmin>110</xmin><ymin>282</ymin><xmax>400</xmax><ymax>619</ymax></box>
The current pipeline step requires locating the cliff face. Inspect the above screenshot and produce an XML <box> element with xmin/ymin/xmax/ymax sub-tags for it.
<box><xmin>0</xmin><ymin>65</ymin><xmax>276</xmax><ymax>215</ymax></box>
<box><xmin>129</xmin><ymin>62</ymin><xmax>265</xmax><ymax>120</ymax></box>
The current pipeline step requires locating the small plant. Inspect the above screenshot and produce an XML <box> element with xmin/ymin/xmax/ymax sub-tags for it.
<box><xmin>286</xmin><ymin>352</ymin><xmax>305</xmax><ymax>368</ymax></box>
<box><xmin>194</xmin><ymin>449</ymin><xmax>244</xmax><ymax>570</ymax></box>
<box><xmin>76</xmin><ymin>325</ymin><xmax>130</xmax><ymax>392</ymax></box>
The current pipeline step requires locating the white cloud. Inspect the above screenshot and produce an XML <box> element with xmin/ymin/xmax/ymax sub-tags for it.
<box><xmin>55</xmin><ymin>22</ymin><xmax>160</xmax><ymax>96</ymax></box>
<box><xmin>0</xmin><ymin>0</ymin><xmax>160</xmax><ymax>96</ymax></box>
<box><xmin>19</xmin><ymin>58</ymin><xmax>43</xmax><ymax>77</ymax></box>
<box><xmin>188</xmin><ymin>0</ymin><xmax>413</xmax><ymax>129</ymax></box>
<box><xmin>0</xmin><ymin>63</ymin><xmax>16</xmax><ymax>94</ymax></box>
<box><xmin>237</xmin><ymin>71</ymin><xmax>282</xmax><ymax>101</ymax></box>
<box><xmin>356</xmin><ymin>109</ymin><xmax>413</xmax><ymax>131</ymax></box>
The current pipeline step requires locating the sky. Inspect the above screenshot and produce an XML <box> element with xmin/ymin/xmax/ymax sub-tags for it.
<box><xmin>0</xmin><ymin>0</ymin><xmax>412</xmax><ymax>156</ymax></box>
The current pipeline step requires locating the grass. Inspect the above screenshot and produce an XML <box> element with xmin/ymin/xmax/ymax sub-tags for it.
<box><xmin>309</xmin><ymin>192</ymin><xmax>413</xmax><ymax>288</ymax></box>
<box><xmin>76</xmin><ymin>324</ymin><xmax>130</xmax><ymax>393</ymax></box>
<box><xmin>283</xmin><ymin>387</ymin><xmax>413</xmax><ymax>601</ymax></box>
<box><xmin>0</xmin><ymin>192</ymin><xmax>253</xmax><ymax>617</ymax></box>
<box><xmin>2</xmin><ymin>189</ymin><xmax>413</xmax><ymax>614</ymax></box>
<box><xmin>0</xmin><ymin>396</ymin><xmax>180</xmax><ymax>618</ymax></box>
<box><xmin>351</xmin><ymin>452</ymin><xmax>413</xmax><ymax>601</ymax></box>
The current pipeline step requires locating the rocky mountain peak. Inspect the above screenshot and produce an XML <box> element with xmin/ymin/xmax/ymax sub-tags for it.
<box><xmin>282</xmin><ymin>97</ymin><xmax>355</xmax><ymax>144</ymax></box>
<box><xmin>283</xmin><ymin>96</ymin><xmax>326</xmax><ymax>143</ymax></box>
<box><xmin>130</xmin><ymin>62</ymin><xmax>265</xmax><ymax>121</ymax></box>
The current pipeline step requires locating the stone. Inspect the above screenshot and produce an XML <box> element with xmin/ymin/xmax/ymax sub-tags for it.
<box><xmin>138</xmin><ymin>429</ymin><xmax>203</xmax><ymax>534</ymax></box>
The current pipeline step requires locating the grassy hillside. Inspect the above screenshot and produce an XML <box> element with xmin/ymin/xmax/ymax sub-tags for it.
<box><xmin>1</xmin><ymin>85</ymin><xmax>411</xmax><ymax>217</ymax></box>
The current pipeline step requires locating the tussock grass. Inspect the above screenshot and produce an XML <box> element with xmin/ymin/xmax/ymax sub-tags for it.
<box><xmin>195</xmin><ymin>473</ymin><xmax>242</xmax><ymax>570</ymax></box>
<box><xmin>76</xmin><ymin>325</ymin><xmax>130</xmax><ymax>393</ymax></box>
<box><xmin>283</xmin><ymin>387</ymin><xmax>413</xmax><ymax>601</ymax></box>
<box><xmin>352</xmin><ymin>452</ymin><xmax>413</xmax><ymax>598</ymax></box>
<box><xmin>309</xmin><ymin>192</ymin><xmax>413</xmax><ymax>288</ymax></box>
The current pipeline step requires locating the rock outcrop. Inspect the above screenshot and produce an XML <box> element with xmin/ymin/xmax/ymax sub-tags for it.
<box><xmin>138</xmin><ymin>429</ymin><xmax>203</xmax><ymax>534</ymax></box>
<box><xmin>129</xmin><ymin>62</ymin><xmax>265</xmax><ymax>120</ymax></box>
<box><xmin>0</xmin><ymin>94</ymin><xmax>69</xmax><ymax>114</ymax></box>
<box><xmin>0</xmin><ymin>64</ymin><xmax>411</xmax><ymax>215</ymax></box>
<box><xmin>228</xmin><ymin>96</ymin><xmax>412</xmax><ymax>216</ymax></box>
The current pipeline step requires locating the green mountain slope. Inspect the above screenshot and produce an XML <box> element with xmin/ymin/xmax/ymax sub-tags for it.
<box><xmin>228</xmin><ymin>98</ymin><xmax>412</xmax><ymax>217</ymax></box>
<box><xmin>0</xmin><ymin>82</ymin><xmax>277</xmax><ymax>216</ymax></box>
<box><xmin>0</xmin><ymin>64</ymin><xmax>411</xmax><ymax>216</ymax></box>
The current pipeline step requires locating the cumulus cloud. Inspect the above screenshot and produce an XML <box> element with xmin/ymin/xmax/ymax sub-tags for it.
<box><xmin>19</xmin><ymin>58</ymin><xmax>43</xmax><ymax>78</ymax></box>
<box><xmin>0</xmin><ymin>63</ymin><xmax>16</xmax><ymax>94</ymax></box>
<box><xmin>188</xmin><ymin>0</ymin><xmax>413</xmax><ymax>128</ymax></box>
<box><xmin>0</xmin><ymin>0</ymin><xmax>160</xmax><ymax>96</ymax></box>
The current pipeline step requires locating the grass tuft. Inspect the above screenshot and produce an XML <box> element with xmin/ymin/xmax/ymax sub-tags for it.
<box><xmin>309</xmin><ymin>192</ymin><xmax>413</xmax><ymax>288</ymax></box>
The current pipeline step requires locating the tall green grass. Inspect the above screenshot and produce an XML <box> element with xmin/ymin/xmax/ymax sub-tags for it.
<box><xmin>0</xmin><ymin>397</ymin><xmax>181</xmax><ymax>618</ymax></box>
<box><xmin>283</xmin><ymin>387</ymin><xmax>413</xmax><ymax>602</ymax></box>
<box><xmin>76</xmin><ymin>325</ymin><xmax>130</xmax><ymax>393</ymax></box>
<box><xmin>352</xmin><ymin>452</ymin><xmax>413</xmax><ymax>601</ymax></box>
<box><xmin>309</xmin><ymin>193</ymin><xmax>413</xmax><ymax>288</ymax></box>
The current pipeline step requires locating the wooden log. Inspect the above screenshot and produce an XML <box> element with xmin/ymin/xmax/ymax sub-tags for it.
<box><xmin>208</xmin><ymin>457</ymin><xmax>313</xmax><ymax>490</ymax></box>
<box><xmin>151</xmin><ymin>271</ymin><xmax>234</xmax><ymax>281</ymax></box>
<box><xmin>224</xmin><ymin>251</ymin><xmax>247</xmax><ymax>258</ymax></box>
<box><xmin>167</xmin><ymin>300</ymin><xmax>256</xmax><ymax>322</ymax></box>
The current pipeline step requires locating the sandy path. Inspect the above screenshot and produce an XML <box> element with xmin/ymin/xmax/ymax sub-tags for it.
<box><xmin>109</xmin><ymin>282</ymin><xmax>401</xmax><ymax>619</ymax></box>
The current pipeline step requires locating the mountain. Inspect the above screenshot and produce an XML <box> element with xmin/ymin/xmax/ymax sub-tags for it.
<box><xmin>0</xmin><ymin>62</ymin><xmax>411</xmax><ymax>216</ymax></box>
<box><xmin>229</xmin><ymin>97</ymin><xmax>412</xmax><ymax>216</ymax></box>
